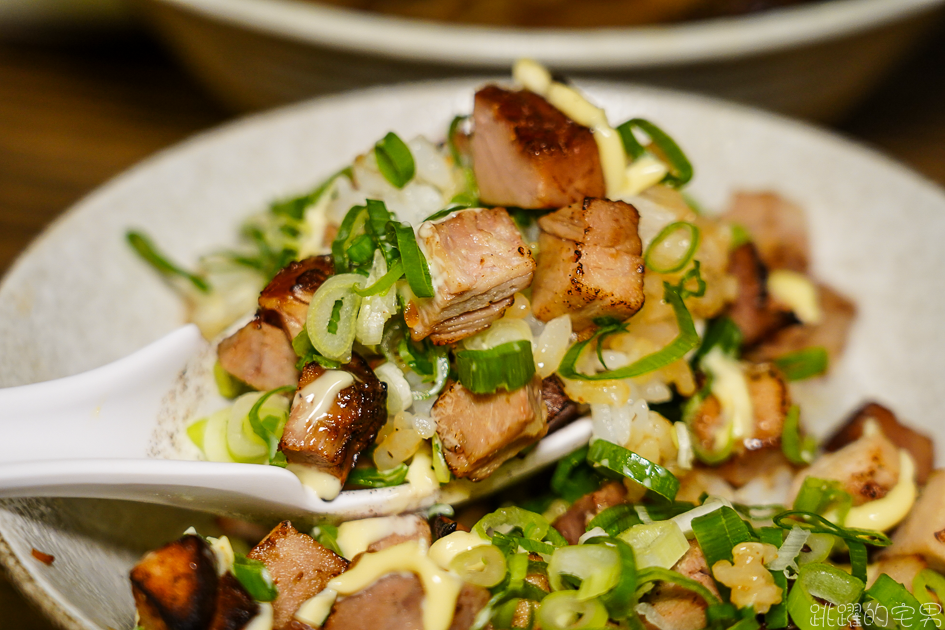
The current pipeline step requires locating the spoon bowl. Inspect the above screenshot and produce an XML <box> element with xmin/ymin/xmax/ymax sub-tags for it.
<box><xmin>0</xmin><ymin>325</ymin><xmax>592</xmax><ymax>519</ymax></box>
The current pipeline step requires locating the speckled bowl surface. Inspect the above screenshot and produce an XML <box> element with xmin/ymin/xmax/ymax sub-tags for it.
<box><xmin>1</xmin><ymin>80</ymin><xmax>944</xmax><ymax>629</ymax></box>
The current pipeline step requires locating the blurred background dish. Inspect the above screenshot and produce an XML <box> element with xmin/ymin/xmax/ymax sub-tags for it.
<box><xmin>133</xmin><ymin>0</ymin><xmax>945</xmax><ymax>119</ymax></box>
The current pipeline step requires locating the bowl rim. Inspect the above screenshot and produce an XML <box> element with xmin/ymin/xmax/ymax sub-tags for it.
<box><xmin>154</xmin><ymin>0</ymin><xmax>945</xmax><ymax>66</ymax></box>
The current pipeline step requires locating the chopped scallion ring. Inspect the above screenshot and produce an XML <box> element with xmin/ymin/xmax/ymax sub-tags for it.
<box><xmin>375</xmin><ymin>131</ymin><xmax>415</xmax><ymax>189</ymax></box>
<box><xmin>455</xmin><ymin>340</ymin><xmax>536</xmax><ymax>394</ymax></box>
<box><xmin>305</xmin><ymin>273</ymin><xmax>366</xmax><ymax>362</ymax></box>
<box><xmin>616</xmin><ymin>118</ymin><xmax>693</xmax><ymax>188</ymax></box>
<box><xmin>586</xmin><ymin>439</ymin><xmax>680</xmax><ymax>501</ymax></box>
<box><xmin>644</xmin><ymin>222</ymin><xmax>702</xmax><ymax>274</ymax></box>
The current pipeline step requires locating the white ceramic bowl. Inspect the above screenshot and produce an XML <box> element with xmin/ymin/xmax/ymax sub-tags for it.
<box><xmin>133</xmin><ymin>0</ymin><xmax>945</xmax><ymax>119</ymax></box>
<box><xmin>2</xmin><ymin>79</ymin><xmax>945</xmax><ymax>629</ymax></box>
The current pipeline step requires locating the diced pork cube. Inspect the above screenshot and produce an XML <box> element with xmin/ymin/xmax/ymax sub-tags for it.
<box><xmin>130</xmin><ymin>534</ymin><xmax>221</xmax><ymax>630</ymax></box>
<box><xmin>209</xmin><ymin>573</ymin><xmax>259</xmax><ymax>630</ymax></box>
<box><xmin>826</xmin><ymin>402</ymin><xmax>933</xmax><ymax>485</ymax></box>
<box><xmin>279</xmin><ymin>354</ymin><xmax>387</xmax><ymax>485</ymax></box>
<box><xmin>552</xmin><ymin>480</ymin><xmax>628</xmax><ymax>545</ymax></box>
<box><xmin>641</xmin><ymin>540</ymin><xmax>720</xmax><ymax>630</ymax></box>
<box><xmin>406</xmin><ymin>207</ymin><xmax>535</xmax><ymax>344</ymax></box>
<box><xmin>788</xmin><ymin>429</ymin><xmax>901</xmax><ymax>507</ymax></box>
<box><xmin>722</xmin><ymin>192</ymin><xmax>810</xmax><ymax>273</ymax></box>
<box><xmin>323</xmin><ymin>576</ymin><xmax>489</xmax><ymax>630</ymax></box>
<box><xmin>725</xmin><ymin>243</ymin><xmax>794</xmax><ymax>347</ymax></box>
<box><xmin>869</xmin><ymin>555</ymin><xmax>927</xmax><ymax>592</ymax></box>
<box><xmin>531</xmin><ymin>197</ymin><xmax>645</xmax><ymax>330</ymax></box>
<box><xmin>258</xmin><ymin>255</ymin><xmax>334</xmax><ymax>340</ymax></box>
<box><xmin>247</xmin><ymin>521</ymin><xmax>348</xmax><ymax>630</ymax></box>
<box><xmin>433</xmin><ymin>376</ymin><xmax>546</xmax><ymax>481</ymax></box>
<box><xmin>884</xmin><ymin>471</ymin><xmax>945</xmax><ymax>572</ymax></box>
<box><xmin>542</xmin><ymin>374</ymin><xmax>581</xmax><ymax>434</ymax></box>
<box><xmin>471</xmin><ymin>85</ymin><xmax>605</xmax><ymax>209</ymax></box>
<box><xmin>217</xmin><ymin>315</ymin><xmax>300</xmax><ymax>392</ymax></box>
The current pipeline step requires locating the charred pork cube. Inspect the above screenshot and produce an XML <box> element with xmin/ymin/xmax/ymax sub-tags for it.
<box><xmin>641</xmin><ymin>540</ymin><xmax>720</xmax><ymax>630</ymax></box>
<box><xmin>471</xmin><ymin>85</ymin><xmax>605</xmax><ymax>209</ymax></box>
<box><xmin>552</xmin><ymin>480</ymin><xmax>627</xmax><ymax>545</ymax></box>
<box><xmin>721</xmin><ymin>191</ymin><xmax>810</xmax><ymax>273</ymax></box>
<box><xmin>247</xmin><ymin>522</ymin><xmax>348</xmax><ymax>630</ymax></box>
<box><xmin>725</xmin><ymin>243</ymin><xmax>795</xmax><ymax>347</ymax></box>
<box><xmin>258</xmin><ymin>255</ymin><xmax>334</xmax><ymax>340</ymax></box>
<box><xmin>541</xmin><ymin>374</ymin><xmax>581</xmax><ymax>434</ymax></box>
<box><xmin>130</xmin><ymin>534</ymin><xmax>222</xmax><ymax>630</ymax></box>
<box><xmin>433</xmin><ymin>376</ymin><xmax>546</xmax><ymax>481</ymax></box>
<box><xmin>217</xmin><ymin>315</ymin><xmax>300</xmax><ymax>392</ymax></box>
<box><xmin>279</xmin><ymin>353</ymin><xmax>387</xmax><ymax>485</ymax></box>
<box><xmin>531</xmin><ymin>197</ymin><xmax>645</xmax><ymax>330</ymax></box>
<box><xmin>884</xmin><ymin>471</ymin><xmax>945</xmax><ymax>572</ymax></box>
<box><xmin>825</xmin><ymin>402</ymin><xmax>933</xmax><ymax>485</ymax></box>
<box><xmin>406</xmin><ymin>207</ymin><xmax>535</xmax><ymax>344</ymax></box>
<box><xmin>209</xmin><ymin>573</ymin><xmax>259</xmax><ymax>630</ymax></box>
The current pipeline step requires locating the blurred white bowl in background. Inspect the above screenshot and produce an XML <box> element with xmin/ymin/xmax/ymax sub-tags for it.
<box><xmin>134</xmin><ymin>0</ymin><xmax>945</xmax><ymax>119</ymax></box>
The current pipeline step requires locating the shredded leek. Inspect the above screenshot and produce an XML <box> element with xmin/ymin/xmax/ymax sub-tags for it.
<box><xmin>127</xmin><ymin>230</ymin><xmax>210</xmax><ymax>293</ymax></box>
<box><xmin>347</xmin><ymin>463</ymin><xmax>409</xmax><ymax>488</ymax></box>
<box><xmin>375</xmin><ymin>131</ymin><xmax>415</xmax><ymax>189</ymax></box>
<box><xmin>781</xmin><ymin>405</ymin><xmax>817</xmax><ymax>465</ymax></box>
<box><xmin>232</xmin><ymin>554</ymin><xmax>278</xmax><ymax>602</ymax></box>
<box><xmin>774</xmin><ymin>347</ymin><xmax>829</xmax><ymax>381</ymax></box>
<box><xmin>388</xmin><ymin>221</ymin><xmax>435</xmax><ymax>298</ymax></box>
<box><xmin>586</xmin><ymin>439</ymin><xmax>679</xmax><ymax>501</ymax></box>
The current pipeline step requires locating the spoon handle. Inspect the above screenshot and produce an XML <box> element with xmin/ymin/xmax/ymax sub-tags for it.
<box><xmin>0</xmin><ymin>325</ymin><xmax>205</xmax><ymax>464</ymax></box>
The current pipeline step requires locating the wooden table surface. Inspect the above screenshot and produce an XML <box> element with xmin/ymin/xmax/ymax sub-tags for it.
<box><xmin>1</xmin><ymin>23</ymin><xmax>944</xmax><ymax>630</ymax></box>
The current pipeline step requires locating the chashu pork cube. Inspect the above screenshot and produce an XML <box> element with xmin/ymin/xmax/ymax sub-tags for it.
<box><xmin>825</xmin><ymin>402</ymin><xmax>933</xmax><ymax>485</ymax></box>
<box><xmin>553</xmin><ymin>480</ymin><xmax>628</xmax><ymax>545</ymax></box>
<box><xmin>131</xmin><ymin>534</ymin><xmax>259</xmax><ymax>630</ymax></box>
<box><xmin>279</xmin><ymin>353</ymin><xmax>387</xmax><ymax>486</ymax></box>
<box><xmin>883</xmin><ymin>470</ymin><xmax>945</xmax><ymax>572</ymax></box>
<box><xmin>640</xmin><ymin>540</ymin><xmax>720</xmax><ymax>630</ymax></box>
<box><xmin>323</xmin><ymin>575</ymin><xmax>489</xmax><ymax>630</ymax></box>
<box><xmin>725</xmin><ymin>243</ymin><xmax>795</xmax><ymax>347</ymax></box>
<box><xmin>531</xmin><ymin>197</ymin><xmax>645</xmax><ymax>330</ymax></box>
<box><xmin>433</xmin><ymin>376</ymin><xmax>547</xmax><ymax>482</ymax></box>
<box><xmin>405</xmin><ymin>207</ymin><xmax>535</xmax><ymax>344</ymax></box>
<box><xmin>258</xmin><ymin>255</ymin><xmax>334</xmax><ymax>340</ymax></box>
<box><xmin>721</xmin><ymin>191</ymin><xmax>810</xmax><ymax>273</ymax></box>
<box><xmin>217</xmin><ymin>314</ymin><xmax>300</xmax><ymax>392</ymax></box>
<box><xmin>471</xmin><ymin>85</ymin><xmax>605</xmax><ymax>209</ymax></box>
<box><xmin>247</xmin><ymin>521</ymin><xmax>348</xmax><ymax>630</ymax></box>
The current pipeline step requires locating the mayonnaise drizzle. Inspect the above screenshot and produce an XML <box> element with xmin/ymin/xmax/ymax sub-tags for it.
<box><xmin>701</xmin><ymin>348</ymin><xmax>754</xmax><ymax>450</ymax></box>
<box><xmin>294</xmin><ymin>370</ymin><xmax>355</xmax><ymax>429</ymax></box>
<box><xmin>845</xmin><ymin>450</ymin><xmax>917</xmax><ymax>531</ymax></box>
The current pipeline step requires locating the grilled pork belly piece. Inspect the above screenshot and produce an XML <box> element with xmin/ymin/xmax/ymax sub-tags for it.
<box><xmin>406</xmin><ymin>207</ymin><xmax>535</xmax><ymax>344</ymax></box>
<box><xmin>884</xmin><ymin>470</ymin><xmax>945</xmax><ymax>572</ymax></box>
<box><xmin>641</xmin><ymin>540</ymin><xmax>720</xmax><ymax>630</ymax></box>
<box><xmin>247</xmin><ymin>521</ymin><xmax>348</xmax><ymax>630</ymax></box>
<box><xmin>131</xmin><ymin>534</ymin><xmax>256</xmax><ymax>630</ymax></box>
<box><xmin>531</xmin><ymin>197</ymin><xmax>645</xmax><ymax>330</ymax></box>
<box><xmin>542</xmin><ymin>374</ymin><xmax>581</xmax><ymax>434</ymax></box>
<box><xmin>357</xmin><ymin>515</ymin><xmax>432</xmax><ymax>559</ymax></box>
<box><xmin>552</xmin><ymin>480</ymin><xmax>628</xmax><ymax>545</ymax></box>
<box><xmin>825</xmin><ymin>402</ymin><xmax>933</xmax><ymax>485</ymax></box>
<box><xmin>217</xmin><ymin>315</ymin><xmax>300</xmax><ymax>391</ymax></box>
<box><xmin>323</xmin><ymin>576</ymin><xmax>489</xmax><ymax>630</ymax></box>
<box><xmin>745</xmin><ymin>284</ymin><xmax>856</xmax><ymax>371</ymax></box>
<box><xmin>722</xmin><ymin>192</ymin><xmax>810</xmax><ymax>273</ymax></box>
<box><xmin>433</xmin><ymin>376</ymin><xmax>546</xmax><ymax>481</ymax></box>
<box><xmin>869</xmin><ymin>555</ymin><xmax>927</xmax><ymax>592</ymax></box>
<box><xmin>279</xmin><ymin>354</ymin><xmax>387</xmax><ymax>485</ymax></box>
<box><xmin>470</xmin><ymin>85</ymin><xmax>605</xmax><ymax>209</ymax></box>
<box><xmin>258</xmin><ymin>255</ymin><xmax>335</xmax><ymax>340</ymax></box>
<box><xmin>787</xmin><ymin>428</ymin><xmax>901</xmax><ymax>507</ymax></box>
<box><xmin>725</xmin><ymin>243</ymin><xmax>795</xmax><ymax>347</ymax></box>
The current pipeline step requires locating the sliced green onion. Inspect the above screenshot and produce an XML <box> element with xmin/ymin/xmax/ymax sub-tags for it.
<box><xmin>914</xmin><ymin>569</ymin><xmax>945</xmax><ymax>628</ymax></box>
<box><xmin>865</xmin><ymin>573</ymin><xmax>929</xmax><ymax>630</ymax></box>
<box><xmin>346</xmin><ymin>233</ymin><xmax>377</xmax><ymax>267</ymax></box>
<box><xmin>548</xmin><ymin>544</ymin><xmax>620</xmax><ymax>600</ymax></box>
<box><xmin>788</xmin><ymin>562</ymin><xmax>863</xmax><ymax>630</ymax></box>
<box><xmin>447</xmin><ymin>115</ymin><xmax>468</xmax><ymax>166</ymax></box>
<box><xmin>760</xmin><ymin>527</ymin><xmax>789</xmax><ymax>629</ymax></box>
<box><xmin>126</xmin><ymin>231</ymin><xmax>210</xmax><ymax>293</ymax></box>
<box><xmin>450</xmin><ymin>545</ymin><xmax>507</xmax><ymax>588</ymax></box>
<box><xmin>375</xmin><ymin>131</ymin><xmax>415</xmax><ymax>189</ymax></box>
<box><xmin>354</xmin><ymin>259</ymin><xmax>404</xmax><ymax>297</ymax></box>
<box><xmin>431</xmin><ymin>434</ymin><xmax>452</xmax><ymax>484</ymax></box>
<box><xmin>311</xmin><ymin>522</ymin><xmax>343</xmax><ymax>557</ymax></box>
<box><xmin>537</xmin><ymin>591</ymin><xmax>609</xmax><ymax>630</ymax></box>
<box><xmin>558</xmin><ymin>282</ymin><xmax>699</xmax><ymax>381</ymax></box>
<box><xmin>772</xmin><ymin>511</ymin><xmax>891</xmax><ymax>548</ymax></box>
<box><xmin>617</xmin><ymin>521</ymin><xmax>688</xmax><ymax>570</ymax></box>
<box><xmin>214</xmin><ymin>362</ymin><xmax>249</xmax><ymax>399</ymax></box>
<box><xmin>474</xmin><ymin>507</ymin><xmax>553</xmax><ymax>543</ymax></box>
<box><xmin>644</xmin><ymin>222</ymin><xmax>701</xmax><ymax>274</ymax></box>
<box><xmin>388</xmin><ymin>221</ymin><xmax>435</xmax><ymax>298</ymax></box>
<box><xmin>423</xmin><ymin>206</ymin><xmax>462</xmax><ymax>223</ymax></box>
<box><xmin>232</xmin><ymin>554</ymin><xmax>278</xmax><ymax>602</ymax></box>
<box><xmin>227</xmin><ymin>392</ymin><xmax>283</xmax><ymax>462</ymax></box>
<box><xmin>792</xmin><ymin>477</ymin><xmax>852</xmax><ymax>521</ymax></box>
<box><xmin>306</xmin><ymin>273</ymin><xmax>365</xmax><ymax>362</ymax></box>
<box><xmin>247</xmin><ymin>386</ymin><xmax>294</xmax><ymax>464</ymax></box>
<box><xmin>583</xmin><ymin>537</ymin><xmax>637</xmax><ymax>619</ymax></box>
<box><xmin>848</xmin><ymin>539</ymin><xmax>868</xmax><ymax>583</ymax></box>
<box><xmin>774</xmin><ymin>347</ymin><xmax>829</xmax><ymax>381</ymax></box>
<box><xmin>782</xmin><ymin>405</ymin><xmax>817</xmax><ymax>465</ymax></box>
<box><xmin>331</xmin><ymin>204</ymin><xmax>369</xmax><ymax>272</ymax></box>
<box><xmin>347</xmin><ymin>463</ymin><xmax>409</xmax><ymax>488</ymax></box>
<box><xmin>270</xmin><ymin>168</ymin><xmax>347</xmax><ymax>220</ymax></box>
<box><xmin>690</xmin><ymin>506</ymin><xmax>754</xmax><ymax>569</ymax></box>
<box><xmin>586</xmin><ymin>439</ymin><xmax>679</xmax><ymax>501</ymax></box>
<box><xmin>692</xmin><ymin>317</ymin><xmax>742</xmax><ymax>366</ymax></box>
<box><xmin>797</xmin><ymin>533</ymin><xmax>834</xmax><ymax>566</ymax></box>
<box><xmin>187</xmin><ymin>418</ymin><xmax>208</xmax><ymax>452</ymax></box>
<box><xmin>455</xmin><ymin>340</ymin><xmax>536</xmax><ymax>394</ymax></box>
<box><xmin>587</xmin><ymin>504</ymin><xmax>642</xmax><ymax>537</ymax></box>
<box><xmin>616</xmin><ymin>118</ymin><xmax>693</xmax><ymax>188</ymax></box>
<box><xmin>413</xmin><ymin>349</ymin><xmax>450</xmax><ymax>401</ymax></box>
<box><xmin>551</xmin><ymin>446</ymin><xmax>602</xmax><ymax>503</ymax></box>
<box><xmin>673</xmin><ymin>259</ymin><xmax>706</xmax><ymax>299</ymax></box>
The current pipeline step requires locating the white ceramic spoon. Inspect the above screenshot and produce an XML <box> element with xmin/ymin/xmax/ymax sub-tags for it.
<box><xmin>0</xmin><ymin>325</ymin><xmax>592</xmax><ymax>520</ymax></box>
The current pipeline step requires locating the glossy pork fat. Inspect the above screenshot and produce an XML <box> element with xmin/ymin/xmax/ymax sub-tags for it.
<box><xmin>471</xmin><ymin>85</ymin><xmax>605</xmax><ymax>209</ymax></box>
